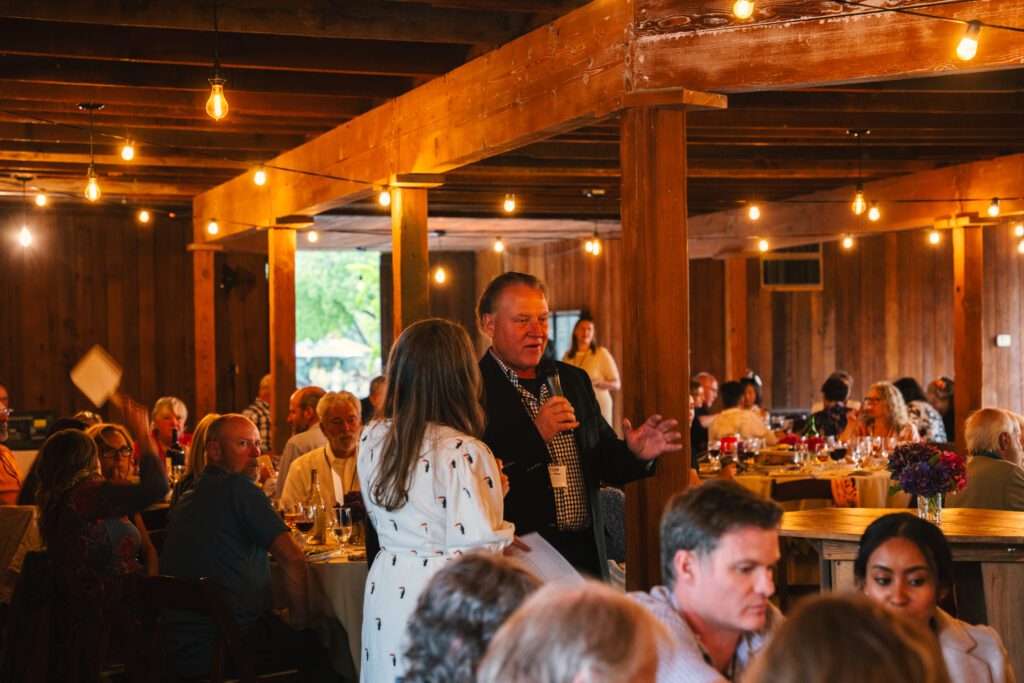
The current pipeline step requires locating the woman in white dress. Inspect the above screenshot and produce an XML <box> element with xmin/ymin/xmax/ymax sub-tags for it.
<box><xmin>562</xmin><ymin>318</ymin><xmax>620</xmax><ymax>426</ymax></box>
<box><xmin>358</xmin><ymin>318</ymin><xmax>514</xmax><ymax>683</ymax></box>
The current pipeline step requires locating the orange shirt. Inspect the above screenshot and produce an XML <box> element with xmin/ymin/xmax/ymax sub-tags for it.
<box><xmin>0</xmin><ymin>445</ymin><xmax>23</xmax><ymax>505</ymax></box>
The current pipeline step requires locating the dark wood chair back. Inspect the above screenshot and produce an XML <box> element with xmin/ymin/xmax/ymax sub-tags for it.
<box><xmin>770</xmin><ymin>478</ymin><xmax>834</xmax><ymax>503</ymax></box>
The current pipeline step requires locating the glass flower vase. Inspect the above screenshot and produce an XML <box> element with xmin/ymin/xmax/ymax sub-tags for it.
<box><xmin>917</xmin><ymin>494</ymin><xmax>942</xmax><ymax>525</ymax></box>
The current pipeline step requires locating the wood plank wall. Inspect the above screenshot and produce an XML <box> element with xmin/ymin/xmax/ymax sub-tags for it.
<box><xmin>0</xmin><ymin>205</ymin><xmax>268</xmax><ymax>424</ymax></box>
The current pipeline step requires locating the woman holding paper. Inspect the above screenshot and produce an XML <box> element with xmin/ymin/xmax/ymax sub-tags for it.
<box><xmin>358</xmin><ymin>319</ymin><xmax>514</xmax><ymax>682</ymax></box>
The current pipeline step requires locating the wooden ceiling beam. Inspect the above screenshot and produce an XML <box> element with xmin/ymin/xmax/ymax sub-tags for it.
<box><xmin>0</xmin><ymin>109</ymin><xmax>331</xmax><ymax>137</ymax></box>
<box><xmin>0</xmin><ymin>121</ymin><xmax>305</xmax><ymax>152</ymax></box>
<box><xmin>0</xmin><ymin>18</ymin><xmax>470</xmax><ymax>78</ymax></box>
<box><xmin>728</xmin><ymin>90</ymin><xmax>1024</xmax><ymax>115</ymax></box>
<box><xmin>0</xmin><ymin>175</ymin><xmax>208</xmax><ymax>200</ymax></box>
<box><xmin>634</xmin><ymin>0</ymin><xmax>1024</xmax><ymax>92</ymax></box>
<box><xmin>0</xmin><ymin>150</ymin><xmax>247</xmax><ymax>171</ymax></box>
<box><xmin>0</xmin><ymin>0</ymin><xmax>532</xmax><ymax>47</ymax></box>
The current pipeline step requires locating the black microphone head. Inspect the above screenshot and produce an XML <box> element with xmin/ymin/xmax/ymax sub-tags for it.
<box><xmin>537</xmin><ymin>359</ymin><xmax>558</xmax><ymax>379</ymax></box>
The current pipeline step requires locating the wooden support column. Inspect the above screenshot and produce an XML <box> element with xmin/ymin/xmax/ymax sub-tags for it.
<box><xmin>269</xmin><ymin>228</ymin><xmax>297</xmax><ymax>454</ymax></box>
<box><xmin>390</xmin><ymin>188</ymin><xmax>430</xmax><ymax>339</ymax></box>
<box><xmin>724</xmin><ymin>256</ymin><xmax>748</xmax><ymax>380</ymax></box>
<box><xmin>621</xmin><ymin>108</ymin><xmax>690</xmax><ymax>591</ymax></box>
<box><xmin>952</xmin><ymin>225</ymin><xmax>983</xmax><ymax>454</ymax></box>
<box><xmin>192</xmin><ymin>243</ymin><xmax>218</xmax><ymax>418</ymax></box>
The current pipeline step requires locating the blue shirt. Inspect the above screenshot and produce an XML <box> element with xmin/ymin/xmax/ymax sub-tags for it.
<box><xmin>159</xmin><ymin>464</ymin><xmax>288</xmax><ymax>677</ymax></box>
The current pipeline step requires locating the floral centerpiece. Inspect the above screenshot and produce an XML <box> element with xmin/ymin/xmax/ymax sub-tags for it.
<box><xmin>342</xmin><ymin>491</ymin><xmax>367</xmax><ymax>544</ymax></box>
<box><xmin>887</xmin><ymin>443</ymin><xmax>967</xmax><ymax>524</ymax></box>
<box><xmin>779</xmin><ymin>433</ymin><xmax>801</xmax><ymax>447</ymax></box>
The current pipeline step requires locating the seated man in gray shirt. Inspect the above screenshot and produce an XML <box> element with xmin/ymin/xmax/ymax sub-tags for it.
<box><xmin>160</xmin><ymin>413</ymin><xmax>339</xmax><ymax>681</ymax></box>
<box><xmin>630</xmin><ymin>480</ymin><xmax>784</xmax><ymax>683</ymax></box>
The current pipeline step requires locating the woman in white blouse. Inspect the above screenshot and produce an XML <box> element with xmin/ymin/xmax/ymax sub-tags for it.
<box><xmin>358</xmin><ymin>318</ymin><xmax>514</xmax><ymax>682</ymax></box>
<box><xmin>562</xmin><ymin>318</ymin><xmax>620</xmax><ymax>426</ymax></box>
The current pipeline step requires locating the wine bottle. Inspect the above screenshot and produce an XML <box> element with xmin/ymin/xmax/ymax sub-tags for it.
<box><xmin>168</xmin><ymin>428</ymin><xmax>186</xmax><ymax>468</ymax></box>
<box><xmin>804</xmin><ymin>415</ymin><xmax>819</xmax><ymax>439</ymax></box>
<box><xmin>306</xmin><ymin>468</ymin><xmax>331</xmax><ymax>545</ymax></box>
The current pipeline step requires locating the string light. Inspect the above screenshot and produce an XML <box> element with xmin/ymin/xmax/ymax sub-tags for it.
<box><xmin>34</xmin><ymin>191</ymin><xmax>47</xmax><ymax>207</ymax></box>
<box><xmin>120</xmin><ymin>139</ymin><xmax>135</xmax><ymax>161</ymax></box>
<box><xmin>591</xmin><ymin>236</ymin><xmax>602</xmax><ymax>255</ymax></box>
<box><xmin>956</xmin><ymin>21</ymin><xmax>982</xmax><ymax>61</ymax></box>
<box><xmin>733</xmin><ymin>0</ymin><xmax>755</xmax><ymax>19</ymax></box>
<box><xmin>929</xmin><ymin>230</ymin><xmax>941</xmax><ymax>245</ymax></box>
<box><xmin>16</xmin><ymin>176</ymin><xmax>32</xmax><ymax>248</ymax></box>
<box><xmin>503</xmin><ymin>194</ymin><xmax>516</xmax><ymax>213</ymax></box>
<box><xmin>494</xmin><ymin>236</ymin><xmax>505</xmax><ymax>253</ymax></box>
<box><xmin>851</xmin><ymin>185</ymin><xmax>867</xmax><ymax>216</ymax></box>
<box><xmin>84</xmin><ymin>166</ymin><xmax>101</xmax><ymax>202</ymax></box>
<box><xmin>137</xmin><ymin>209</ymin><xmax>151</xmax><ymax>223</ymax></box>
<box><xmin>253</xmin><ymin>166</ymin><xmax>267</xmax><ymax>186</ymax></box>
<box><xmin>758</xmin><ymin>238</ymin><xmax>769</xmax><ymax>252</ymax></box>
<box><xmin>987</xmin><ymin>197</ymin><xmax>1000</xmax><ymax>217</ymax></box>
<box><xmin>868</xmin><ymin>200</ymin><xmax>881</xmax><ymax>222</ymax></box>
<box><xmin>1018</xmin><ymin>239</ymin><xmax>1024</xmax><ymax>255</ymax></box>
<box><xmin>1015</xmin><ymin>223</ymin><xmax>1024</xmax><ymax>238</ymax></box>
<box><xmin>79</xmin><ymin>102</ymin><xmax>103</xmax><ymax>202</ymax></box>
<box><xmin>842</xmin><ymin>235</ymin><xmax>855</xmax><ymax>250</ymax></box>
<box><xmin>378</xmin><ymin>189</ymin><xmax>391</xmax><ymax>207</ymax></box>
<box><xmin>747</xmin><ymin>204</ymin><xmax>761</xmax><ymax>221</ymax></box>
<box><xmin>18</xmin><ymin>226</ymin><xmax>32</xmax><ymax>248</ymax></box>
<box><xmin>434</xmin><ymin>265</ymin><xmax>447</xmax><ymax>284</ymax></box>
<box><xmin>207</xmin><ymin>219</ymin><xmax>219</xmax><ymax>235</ymax></box>
<box><xmin>306</xmin><ymin>229</ymin><xmax>319</xmax><ymax>243</ymax></box>
<box><xmin>584</xmin><ymin>238</ymin><xmax>594</xmax><ymax>253</ymax></box>
<box><xmin>205</xmin><ymin>0</ymin><xmax>229</xmax><ymax>120</ymax></box>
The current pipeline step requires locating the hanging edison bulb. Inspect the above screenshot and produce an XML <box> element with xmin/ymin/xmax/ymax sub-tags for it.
<box><xmin>1014</xmin><ymin>223</ymin><xmax>1024</xmax><ymax>238</ymax></box>
<box><xmin>253</xmin><ymin>166</ymin><xmax>267</xmax><ymax>186</ymax></box>
<box><xmin>747</xmin><ymin>204</ymin><xmax>761</xmax><ymax>221</ymax></box>
<box><xmin>434</xmin><ymin>265</ymin><xmax>447</xmax><ymax>284</ymax></box>
<box><xmin>733</xmin><ymin>0</ymin><xmax>755</xmax><ymax>19</ymax></box>
<box><xmin>584</xmin><ymin>238</ymin><xmax>594</xmax><ymax>253</ymax></box>
<box><xmin>956</xmin><ymin>21</ymin><xmax>982</xmax><ymax>62</ymax></box>
<box><xmin>84</xmin><ymin>166</ymin><xmax>102</xmax><ymax>202</ymax></box>
<box><xmin>137</xmin><ymin>209</ymin><xmax>151</xmax><ymax>224</ymax></box>
<box><xmin>35</xmin><ymin>191</ymin><xmax>47</xmax><ymax>207</ymax></box>
<box><xmin>841</xmin><ymin>235</ymin><xmax>855</xmax><ymax>250</ymax></box>
<box><xmin>851</xmin><ymin>185</ymin><xmax>867</xmax><ymax>216</ymax></box>
<box><xmin>121</xmin><ymin>139</ymin><xmax>136</xmax><ymax>161</ymax></box>
<box><xmin>591</xmin><ymin>236</ymin><xmax>602</xmax><ymax>256</ymax></box>
<box><xmin>758</xmin><ymin>238</ymin><xmax>769</xmax><ymax>252</ymax></box>
<box><xmin>868</xmin><ymin>201</ymin><xmax>881</xmax><ymax>222</ymax></box>
<box><xmin>18</xmin><ymin>225</ymin><xmax>32</xmax><ymax>247</ymax></box>
<box><xmin>378</xmin><ymin>189</ymin><xmax>391</xmax><ymax>207</ymax></box>
<box><xmin>503</xmin><ymin>194</ymin><xmax>516</xmax><ymax>213</ymax></box>
<box><xmin>1018</xmin><ymin>239</ymin><xmax>1024</xmax><ymax>255</ymax></box>
<box><xmin>207</xmin><ymin>219</ymin><xmax>219</xmax><ymax>235</ymax></box>
<box><xmin>987</xmin><ymin>197</ymin><xmax>1000</xmax><ymax>217</ymax></box>
<box><xmin>928</xmin><ymin>230</ymin><xmax>941</xmax><ymax>245</ymax></box>
<box><xmin>206</xmin><ymin>77</ymin><xmax>229</xmax><ymax>120</ymax></box>
<box><xmin>306</xmin><ymin>229</ymin><xmax>319</xmax><ymax>243</ymax></box>
<box><xmin>494</xmin><ymin>236</ymin><xmax>505</xmax><ymax>253</ymax></box>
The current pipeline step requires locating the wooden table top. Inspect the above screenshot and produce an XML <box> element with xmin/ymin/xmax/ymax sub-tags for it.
<box><xmin>779</xmin><ymin>508</ymin><xmax>1024</xmax><ymax>544</ymax></box>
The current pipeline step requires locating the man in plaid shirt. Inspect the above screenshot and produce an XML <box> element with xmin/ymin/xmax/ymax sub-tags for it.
<box><xmin>242</xmin><ymin>374</ymin><xmax>272</xmax><ymax>454</ymax></box>
<box><xmin>477</xmin><ymin>272</ymin><xmax>682</xmax><ymax>577</ymax></box>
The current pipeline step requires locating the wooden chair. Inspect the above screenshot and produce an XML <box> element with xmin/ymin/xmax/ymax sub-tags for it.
<box><xmin>138</xmin><ymin>575</ymin><xmax>298</xmax><ymax>683</ymax></box>
<box><xmin>771</xmin><ymin>478</ymin><xmax>834</xmax><ymax>612</ymax></box>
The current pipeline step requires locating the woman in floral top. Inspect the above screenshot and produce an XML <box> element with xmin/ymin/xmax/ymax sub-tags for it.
<box><xmin>894</xmin><ymin>377</ymin><xmax>948</xmax><ymax>443</ymax></box>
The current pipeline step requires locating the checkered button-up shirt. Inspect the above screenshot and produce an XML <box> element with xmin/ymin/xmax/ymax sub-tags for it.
<box><xmin>489</xmin><ymin>349</ymin><xmax>590</xmax><ymax>530</ymax></box>
<box><xmin>242</xmin><ymin>398</ymin><xmax>272</xmax><ymax>454</ymax></box>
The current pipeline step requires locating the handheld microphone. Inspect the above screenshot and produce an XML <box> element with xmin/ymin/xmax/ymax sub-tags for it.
<box><xmin>537</xmin><ymin>359</ymin><xmax>564</xmax><ymax>398</ymax></box>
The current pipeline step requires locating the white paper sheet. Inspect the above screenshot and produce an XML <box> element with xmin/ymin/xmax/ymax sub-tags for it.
<box><xmin>505</xmin><ymin>532</ymin><xmax>583</xmax><ymax>584</ymax></box>
<box><xmin>70</xmin><ymin>345</ymin><xmax>123</xmax><ymax>407</ymax></box>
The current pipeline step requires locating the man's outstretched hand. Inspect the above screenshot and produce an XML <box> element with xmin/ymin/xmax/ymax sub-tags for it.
<box><xmin>623</xmin><ymin>415</ymin><xmax>682</xmax><ymax>461</ymax></box>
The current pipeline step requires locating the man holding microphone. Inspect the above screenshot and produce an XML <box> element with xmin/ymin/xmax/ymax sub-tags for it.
<box><xmin>477</xmin><ymin>272</ymin><xmax>681</xmax><ymax>577</ymax></box>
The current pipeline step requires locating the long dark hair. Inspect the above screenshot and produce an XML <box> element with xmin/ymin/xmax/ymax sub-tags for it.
<box><xmin>567</xmin><ymin>317</ymin><xmax>597</xmax><ymax>357</ymax></box>
<box><xmin>35</xmin><ymin>430</ymin><xmax>100</xmax><ymax>542</ymax></box>
<box><xmin>854</xmin><ymin>513</ymin><xmax>953</xmax><ymax>599</ymax></box>
<box><xmin>372</xmin><ymin>318</ymin><xmax>486</xmax><ymax>511</ymax></box>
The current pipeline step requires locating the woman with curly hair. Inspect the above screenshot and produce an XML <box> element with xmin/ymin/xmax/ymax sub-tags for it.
<box><xmin>841</xmin><ymin>381</ymin><xmax>920</xmax><ymax>443</ymax></box>
<box><xmin>403</xmin><ymin>553</ymin><xmax>539</xmax><ymax>683</ymax></box>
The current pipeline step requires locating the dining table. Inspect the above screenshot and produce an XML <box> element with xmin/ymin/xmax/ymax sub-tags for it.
<box><xmin>779</xmin><ymin>507</ymin><xmax>1024</xmax><ymax>678</ymax></box>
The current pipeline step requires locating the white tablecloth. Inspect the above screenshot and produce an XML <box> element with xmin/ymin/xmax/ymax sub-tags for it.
<box><xmin>706</xmin><ymin>467</ymin><xmax>911</xmax><ymax>509</ymax></box>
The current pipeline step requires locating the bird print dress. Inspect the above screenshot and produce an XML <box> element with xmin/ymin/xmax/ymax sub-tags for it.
<box><xmin>357</xmin><ymin>420</ymin><xmax>514</xmax><ymax>682</ymax></box>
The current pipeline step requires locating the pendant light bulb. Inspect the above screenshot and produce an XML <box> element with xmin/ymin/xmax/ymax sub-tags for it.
<box><xmin>253</xmin><ymin>166</ymin><xmax>267</xmax><ymax>186</ymax></box>
<box><xmin>1014</xmin><ymin>224</ymin><xmax>1024</xmax><ymax>238</ymax></box>
<box><xmin>84</xmin><ymin>166</ymin><xmax>102</xmax><ymax>202</ymax></box>
<box><xmin>207</xmin><ymin>219</ymin><xmax>219</xmax><ymax>235</ymax></box>
<box><xmin>494</xmin><ymin>236</ymin><xmax>505</xmax><ymax>253</ymax></box>
<box><xmin>206</xmin><ymin>78</ymin><xmax>229</xmax><ymax>120</ymax></box>
<box><xmin>758</xmin><ymin>239</ymin><xmax>769</xmax><ymax>253</ymax></box>
<box><xmin>34</xmin><ymin>191</ymin><xmax>47</xmax><ymax>207</ymax></box>
<box><xmin>584</xmin><ymin>239</ymin><xmax>593</xmax><ymax>253</ymax></box>
<box><xmin>120</xmin><ymin>139</ymin><xmax>135</xmax><ymax>161</ymax></box>
<box><xmin>378</xmin><ymin>189</ymin><xmax>391</xmax><ymax>207</ymax></box>
<box><xmin>137</xmin><ymin>209</ymin><xmax>151</xmax><ymax>224</ymax></box>
<box><xmin>747</xmin><ymin>204</ymin><xmax>761</xmax><ymax>221</ymax></box>
<box><xmin>591</xmin><ymin>237</ymin><xmax>602</xmax><ymax>256</ymax></box>
<box><xmin>987</xmin><ymin>197</ymin><xmax>1000</xmax><ymax>218</ymax></box>
<box><xmin>434</xmin><ymin>265</ymin><xmax>446</xmax><ymax>284</ymax></box>
<box><xmin>851</xmin><ymin>185</ymin><xmax>867</xmax><ymax>216</ymax></box>
<box><xmin>1018</xmin><ymin>239</ymin><xmax>1024</xmax><ymax>255</ymax></box>
<box><xmin>867</xmin><ymin>201</ymin><xmax>881</xmax><ymax>222</ymax></box>
<box><xmin>306</xmin><ymin>229</ymin><xmax>319</xmax><ymax>244</ymax></box>
<box><xmin>18</xmin><ymin>225</ymin><xmax>32</xmax><ymax>248</ymax></box>
<box><xmin>929</xmin><ymin>230</ymin><xmax>941</xmax><ymax>245</ymax></box>
<box><xmin>841</xmin><ymin>235</ymin><xmax>855</xmax><ymax>250</ymax></box>
<box><xmin>733</xmin><ymin>0</ymin><xmax>755</xmax><ymax>19</ymax></box>
<box><xmin>956</xmin><ymin>21</ymin><xmax>982</xmax><ymax>62</ymax></box>
<box><xmin>503</xmin><ymin>194</ymin><xmax>516</xmax><ymax>213</ymax></box>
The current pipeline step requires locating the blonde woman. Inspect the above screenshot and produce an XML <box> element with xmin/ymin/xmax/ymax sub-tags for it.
<box><xmin>562</xmin><ymin>318</ymin><xmax>620</xmax><ymax>426</ymax></box>
<box><xmin>359</xmin><ymin>318</ymin><xmax>514</xmax><ymax>682</ymax></box>
<box><xmin>841</xmin><ymin>381</ymin><xmax>920</xmax><ymax>443</ymax></box>
<box><xmin>169</xmin><ymin>412</ymin><xmax>220</xmax><ymax>511</ymax></box>
<box><xmin>477</xmin><ymin>580</ymin><xmax>664</xmax><ymax>683</ymax></box>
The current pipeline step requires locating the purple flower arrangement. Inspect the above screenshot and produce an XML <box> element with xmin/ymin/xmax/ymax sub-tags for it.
<box><xmin>343</xmin><ymin>490</ymin><xmax>366</xmax><ymax>523</ymax></box>
<box><xmin>887</xmin><ymin>443</ymin><xmax>967</xmax><ymax>497</ymax></box>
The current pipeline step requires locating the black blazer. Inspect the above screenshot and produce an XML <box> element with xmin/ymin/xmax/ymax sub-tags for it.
<box><xmin>479</xmin><ymin>352</ymin><xmax>654</xmax><ymax>576</ymax></box>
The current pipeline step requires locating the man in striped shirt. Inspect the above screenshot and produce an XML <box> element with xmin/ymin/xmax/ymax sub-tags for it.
<box><xmin>630</xmin><ymin>481</ymin><xmax>784</xmax><ymax>683</ymax></box>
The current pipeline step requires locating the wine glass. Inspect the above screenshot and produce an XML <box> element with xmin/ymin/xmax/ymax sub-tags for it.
<box><xmin>293</xmin><ymin>503</ymin><xmax>316</xmax><ymax>545</ymax></box>
<box><xmin>334</xmin><ymin>507</ymin><xmax>354</xmax><ymax>548</ymax></box>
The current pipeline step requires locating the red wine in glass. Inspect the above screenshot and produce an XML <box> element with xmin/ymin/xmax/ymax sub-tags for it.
<box><xmin>295</xmin><ymin>521</ymin><xmax>314</xmax><ymax>534</ymax></box>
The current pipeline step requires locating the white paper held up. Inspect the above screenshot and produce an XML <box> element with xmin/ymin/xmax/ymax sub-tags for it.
<box><xmin>505</xmin><ymin>532</ymin><xmax>583</xmax><ymax>584</ymax></box>
<box><xmin>70</xmin><ymin>345</ymin><xmax>123</xmax><ymax>407</ymax></box>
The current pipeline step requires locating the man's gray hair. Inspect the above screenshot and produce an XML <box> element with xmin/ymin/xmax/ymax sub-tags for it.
<box><xmin>965</xmin><ymin>408</ymin><xmax>1017</xmax><ymax>456</ymax></box>
<box><xmin>317</xmin><ymin>391</ymin><xmax>361</xmax><ymax>421</ymax></box>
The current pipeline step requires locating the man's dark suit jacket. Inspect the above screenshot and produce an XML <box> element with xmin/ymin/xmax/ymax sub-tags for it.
<box><xmin>479</xmin><ymin>351</ymin><xmax>654</xmax><ymax>577</ymax></box>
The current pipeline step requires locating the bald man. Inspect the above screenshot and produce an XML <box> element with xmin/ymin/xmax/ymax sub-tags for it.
<box><xmin>241</xmin><ymin>374</ymin><xmax>273</xmax><ymax>453</ymax></box>
<box><xmin>273</xmin><ymin>386</ymin><xmax>327</xmax><ymax>503</ymax></box>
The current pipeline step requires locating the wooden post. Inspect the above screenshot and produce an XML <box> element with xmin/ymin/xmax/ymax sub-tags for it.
<box><xmin>269</xmin><ymin>228</ymin><xmax>297</xmax><ymax>454</ymax></box>
<box><xmin>952</xmin><ymin>225</ymin><xmax>983</xmax><ymax>453</ymax></box>
<box><xmin>390</xmin><ymin>188</ymin><xmax>430</xmax><ymax>338</ymax></box>
<box><xmin>192</xmin><ymin>243</ymin><xmax>217</xmax><ymax>418</ymax></box>
<box><xmin>620</xmin><ymin>107</ymin><xmax>690</xmax><ymax>591</ymax></box>
<box><xmin>724</xmin><ymin>256</ymin><xmax>748</xmax><ymax>380</ymax></box>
